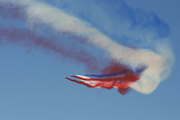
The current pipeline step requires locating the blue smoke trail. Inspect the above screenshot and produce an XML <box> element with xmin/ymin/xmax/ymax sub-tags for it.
<box><xmin>84</xmin><ymin>67</ymin><xmax>147</xmax><ymax>78</ymax></box>
<box><xmin>84</xmin><ymin>70</ymin><xmax>129</xmax><ymax>78</ymax></box>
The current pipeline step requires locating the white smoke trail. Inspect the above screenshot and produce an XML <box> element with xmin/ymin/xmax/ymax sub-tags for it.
<box><xmin>0</xmin><ymin>0</ymin><xmax>174</xmax><ymax>94</ymax></box>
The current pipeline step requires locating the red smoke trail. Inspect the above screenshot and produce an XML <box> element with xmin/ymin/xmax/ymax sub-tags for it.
<box><xmin>65</xmin><ymin>77</ymin><xmax>94</xmax><ymax>88</ymax></box>
<box><xmin>65</xmin><ymin>73</ymin><xmax>139</xmax><ymax>95</ymax></box>
<box><xmin>65</xmin><ymin>62</ymin><xmax>142</xmax><ymax>95</ymax></box>
<box><xmin>101</xmin><ymin>61</ymin><xmax>128</xmax><ymax>74</ymax></box>
<box><xmin>0</xmin><ymin>2</ymin><xmax>26</xmax><ymax>20</ymax></box>
<box><xmin>0</xmin><ymin>25</ymin><xmax>103</xmax><ymax>71</ymax></box>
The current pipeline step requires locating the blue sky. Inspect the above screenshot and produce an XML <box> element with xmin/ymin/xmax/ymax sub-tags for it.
<box><xmin>0</xmin><ymin>0</ymin><xmax>179</xmax><ymax>120</ymax></box>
